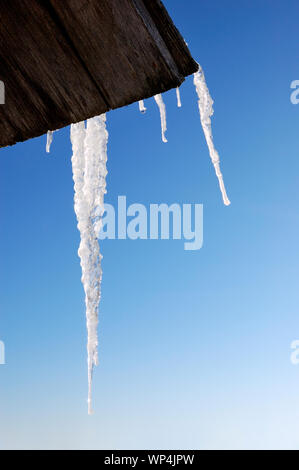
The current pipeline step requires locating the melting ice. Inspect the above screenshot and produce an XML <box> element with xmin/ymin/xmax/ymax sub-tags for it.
<box><xmin>139</xmin><ymin>100</ymin><xmax>147</xmax><ymax>113</ymax></box>
<box><xmin>71</xmin><ymin>115</ymin><xmax>108</xmax><ymax>414</ymax></box>
<box><xmin>194</xmin><ymin>64</ymin><xmax>230</xmax><ymax>206</ymax></box>
<box><xmin>154</xmin><ymin>94</ymin><xmax>168</xmax><ymax>143</ymax></box>
<box><xmin>176</xmin><ymin>87</ymin><xmax>182</xmax><ymax>108</ymax></box>
<box><xmin>46</xmin><ymin>130</ymin><xmax>54</xmax><ymax>153</ymax></box>
<box><xmin>53</xmin><ymin>63</ymin><xmax>229</xmax><ymax>415</ymax></box>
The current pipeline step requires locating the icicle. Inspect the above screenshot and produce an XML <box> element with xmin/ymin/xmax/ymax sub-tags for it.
<box><xmin>154</xmin><ymin>94</ymin><xmax>168</xmax><ymax>143</ymax></box>
<box><xmin>193</xmin><ymin>65</ymin><xmax>230</xmax><ymax>206</ymax></box>
<box><xmin>71</xmin><ymin>115</ymin><xmax>108</xmax><ymax>415</ymax></box>
<box><xmin>138</xmin><ymin>100</ymin><xmax>147</xmax><ymax>114</ymax></box>
<box><xmin>46</xmin><ymin>130</ymin><xmax>54</xmax><ymax>153</ymax></box>
<box><xmin>176</xmin><ymin>87</ymin><xmax>182</xmax><ymax>108</ymax></box>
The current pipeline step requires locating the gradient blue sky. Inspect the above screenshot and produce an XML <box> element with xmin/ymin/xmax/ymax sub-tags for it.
<box><xmin>1</xmin><ymin>0</ymin><xmax>299</xmax><ymax>450</ymax></box>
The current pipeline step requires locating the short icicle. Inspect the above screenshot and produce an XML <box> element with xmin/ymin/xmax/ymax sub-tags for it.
<box><xmin>193</xmin><ymin>64</ymin><xmax>230</xmax><ymax>206</ymax></box>
<box><xmin>71</xmin><ymin>115</ymin><xmax>108</xmax><ymax>414</ymax></box>
<box><xmin>154</xmin><ymin>94</ymin><xmax>168</xmax><ymax>143</ymax></box>
<box><xmin>176</xmin><ymin>87</ymin><xmax>182</xmax><ymax>108</ymax></box>
<box><xmin>46</xmin><ymin>130</ymin><xmax>54</xmax><ymax>153</ymax></box>
<box><xmin>138</xmin><ymin>100</ymin><xmax>147</xmax><ymax>113</ymax></box>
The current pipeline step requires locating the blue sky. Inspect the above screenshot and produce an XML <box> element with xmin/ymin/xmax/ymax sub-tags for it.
<box><xmin>1</xmin><ymin>0</ymin><xmax>299</xmax><ymax>449</ymax></box>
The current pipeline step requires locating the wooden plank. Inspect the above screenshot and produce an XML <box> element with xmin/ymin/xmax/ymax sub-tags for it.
<box><xmin>0</xmin><ymin>0</ymin><xmax>198</xmax><ymax>148</ymax></box>
<box><xmin>0</xmin><ymin>0</ymin><xmax>107</xmax><ymax>146</ymax></box>
<box><xmin>140</xmin><ymin>0</ymin><xmax>197</xmax><ymax>77</ymax></box>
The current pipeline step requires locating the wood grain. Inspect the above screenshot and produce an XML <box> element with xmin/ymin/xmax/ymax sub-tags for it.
<box><xmin>0</xmin><ymin>0</ymin><xmax>198</xmax><ymax>147</ymax></box>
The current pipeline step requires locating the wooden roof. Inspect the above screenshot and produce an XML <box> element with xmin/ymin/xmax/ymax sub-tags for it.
<box><xmin>0</xmin><ymin>0</ymin><xmax>198</xmax><ymax>148</ymax></box>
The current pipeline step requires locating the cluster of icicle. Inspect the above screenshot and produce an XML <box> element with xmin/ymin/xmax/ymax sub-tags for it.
<box><xmin>46</xmin><ymin>62</ymin><xmax>229</xmax><ymax>415</ymax></box>
<box><xmin>140</xmin><ymin>63</ymin><xmax>230</xmax><ymax>206</ymax></box>
<box><xmin>70</xmin><ymin>116</ymin><xmax>108</xmax><ymax>414</ymax></box>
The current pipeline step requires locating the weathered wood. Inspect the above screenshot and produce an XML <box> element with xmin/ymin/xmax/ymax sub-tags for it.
<box><xmin>0</xmin><ymin>0</ymin><xmax>198</xmax><ymax>148</ymax></box>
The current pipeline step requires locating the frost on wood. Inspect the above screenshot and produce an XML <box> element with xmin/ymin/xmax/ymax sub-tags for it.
<box><xmin>46</xmin><ymin>130</ymin><xmax>54</xmax><ymax>153</ymax></box>
<box><xmin>138</xmin><ymin>100</ymin><xmax>147</xmax><ymax>113</ymax></box>
<box><xmin>71</xmin><ymin>115</ymin><xmax>108</xmax><ymax>414</ymax></box>
<box><xmin>154</xmin><ymin>94</ymin><xmax>168</xmax><ymax>143</ymax></box>
<box><xmin>176</xmin><ymin>87</ymin><xmax>182</xmax><ymax>108</ymax></box>
<box><xmin>194</xmin><ymin>65</ymin><xmax>230</xmax><ymax>206</ymax></box>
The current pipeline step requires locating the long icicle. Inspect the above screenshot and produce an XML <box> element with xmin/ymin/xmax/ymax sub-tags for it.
<box><xmin>176</xmin><ymin>87</ymin><xmax>182</xmax><ymax>108</ymax></box>
<box><xmin>194</xmin><ymin>65</ymin><xmax>230</xmax><ymax>206</ymax></box>
<box><xmin>71</xmin><ymin>115</ymin><xmax>108</xmax><ymax>414</ymax></box>
<box><xmin>154</xmin><ymin>94</ymin><xmax>168</xmax><ymax>143</ymax></box>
